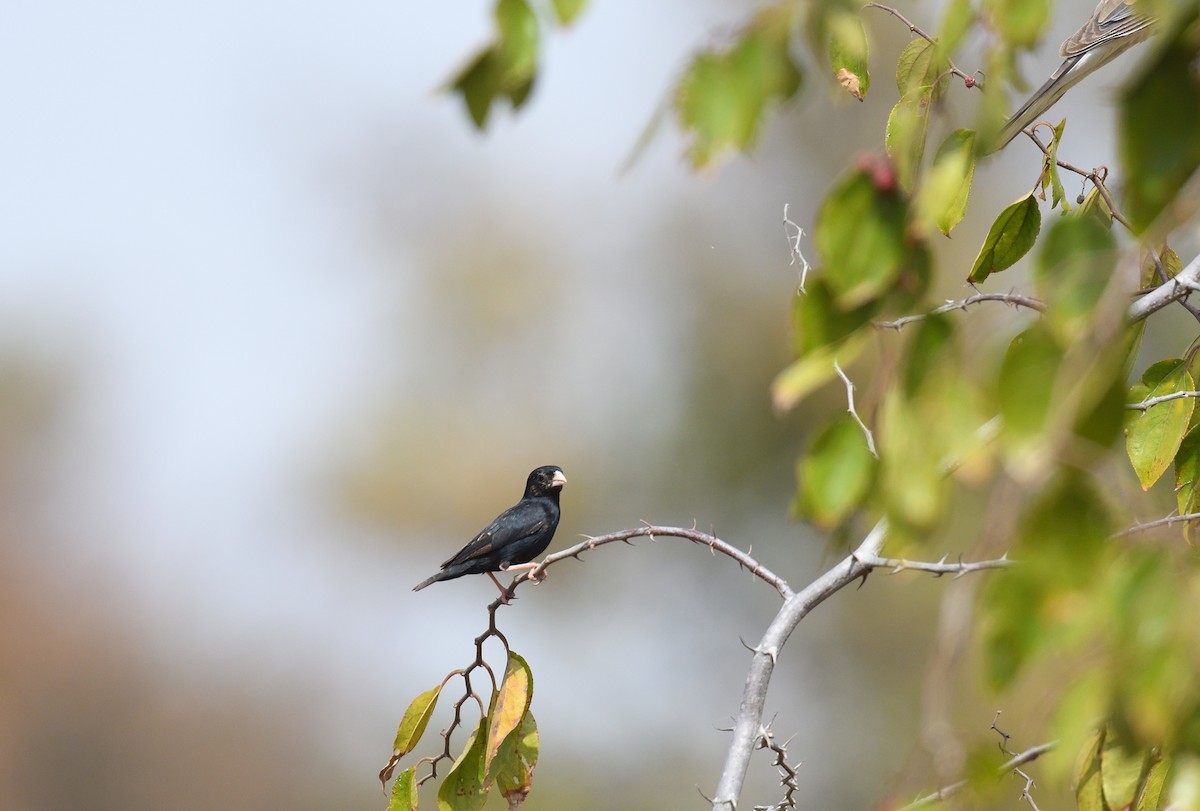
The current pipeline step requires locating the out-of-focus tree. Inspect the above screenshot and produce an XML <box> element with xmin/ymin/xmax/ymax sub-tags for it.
<box><xmin>386</xmin><ymin>1</ymin><xmax>1200</xmax><ymax>809</ymax></box>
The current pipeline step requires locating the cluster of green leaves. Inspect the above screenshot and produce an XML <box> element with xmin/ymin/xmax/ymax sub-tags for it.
<box><xmin>382</xmin><ymin>652</ymin><xmax>538</xmax><ymax>811</ymax></box>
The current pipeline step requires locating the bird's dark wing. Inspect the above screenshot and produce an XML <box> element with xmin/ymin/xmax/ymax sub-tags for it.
<box><xmin>1061</xmin><ymin>0</ymin><xmax>1153</xmax><ymax>57</ymax></box>
<box><xmin>441</xmin><ymin>500</ymin><xmax>552</xmax><ymax>568</ymax></box>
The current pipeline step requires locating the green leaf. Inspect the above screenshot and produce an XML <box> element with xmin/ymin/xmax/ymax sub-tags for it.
<box><xmin>1137</xmin><ymin>753</ymin><xmax>1171</xmax><ymax>811</ymax></box>
<box><xmin>485</xmin><ymin>651</ymin><xmax>533</xmax><ymax>776</ymax></box>
<box><xmin>936</xmin><ymin>0</ymin><xmax>975</xmax><ymax>56</ymax></box>
<box><xmin>1175</xmin><ymin>425</ymin><xmax>1200</xmax><ymax>516</ymax></box>
<box><xmin>968</xmin><ymin>193</ymin><xmax>1041</xmax><ymax>282</ymax></box>
<box><xmin>550</xmin><ymin>0</ymin><xmax>586</xmax><ymax>25</ymax></box>
<box><xmin>387</xmin><ymin>767</ymin><xmax>419</xmax><ymax>811</ymax></box>
<box><xmin>1101</xmin><ymin>738</ymin><xmax>1147</xmax><ymax>811</ymax></box>
<box><xmin>900</xmin><ymin>314</ymin><xmax>956</xmax><ymax>397</ymax></box>
<box><xmin>772</xmin><ymin>333</ymin><xmax>868</xmax><ymax>411</ymax></box>
<box><xmin>878</xmin><ymin>389</ymin><xmax>946</xmax><ymax>531</ymax></box>
<box><xmin>795</xmin><ymin>415</ymin><xmax>876</xmax><ymax>528</ymax></box>
<box><xmin>1077</xmin><ymin>184</ymin><xmax>1114</xmax><ymax>227</ymax></box>
<box><xmin>998</xmin><ymin>325</ymin><xmax>1062</xmax><ymax>446</ymax></box>
<box><xmin>675</xmin><ymin>8</ymin><xmax>802</xmax><ymax>167</ymax></box>
<box><xmin>885</xmin><ymin>85</ymin><xmax>932</xmax><ymax>191</ymax></box>
<box><xmin>1119</xmin><ymin>10</ymin><xmax>1200</xmax><ymax>232</ymax></box>
<box><xmin>827</xmin><ymin>10</ymin><xmax>870</xmax><ymax>100</ymax></box>
<box><xmin>447</xmin><ymin>0</ymin><xmax>540</xmax><ymax>129</ymax></box>
<box><xmin>1034</xmin><ymin>214</ymin><xmax>1116</xmax><ymax>342</ymax></box>
<box><xmin>815</xmin><ymin>165</ymin><xmax>912</xmax><ymax>307</ymax></box>
<box><xmin>1076</xmin><ymin>730</ymin><xmax>1106</xmax><ymax>811</ymax></box>
<box><xmin>1126</xmin><ymin>359</ymin><xmax>1195</xmax><ymax>489</ymax></box>
<box><xmin>791</xmin><ymin>278</ymin><xmax>879</xmax><ymax>356</ymax></box>
<box><xmin>438</xmin><ymin>718</ymin><xmax>489</xmax><ymax>811</ymax></box>
<box><xmin>1041</xmin><ymin>118</ymin><xmax>1069</xmax><ymax>211</ymax></box>
<box><xmin>914</xmin><ymin>128</ymin><xmax>976</xmax><ymax>236</ymax></box>
<box><xmin>490</xmin><ymin>711</ymin><xmax>539</xmax><ymax>807</ymax></box>
<box><xmin>380</xmin><ymin>683</ymin><xmax>443</xmax><ymax>786</ymax></box>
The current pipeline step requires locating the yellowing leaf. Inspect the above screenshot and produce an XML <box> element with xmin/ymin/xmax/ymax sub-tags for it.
<box><xmin>387</xmin><ymin>767</ymin><xmax>419</xmax><ymax>811</ymax></box>
<box><xmin>380</xmin><ymin>683</ymin><xmax>443</xmax><ymax>786</ymax></box>
<box><xmin>490</xmin><ymin>711</ymin><xmax>539</xmax><ymax>808</ymax></box>
<box><xmin>485</xmin><ymin>652</ymin><xmax>533</xmax><ymax>776</ymax></box>
<box><xmin>827</xmin><ymin>11</ymin><xmax>870</xmax><ymax>100</ymax></box>
<box><xmin>1126</xmin><ymin>359</ymin><xmax>1195</xmax><ymax>489</ymax></box>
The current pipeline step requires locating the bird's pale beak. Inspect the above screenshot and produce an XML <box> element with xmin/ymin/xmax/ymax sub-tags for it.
<box><xmin>552</xmin><ymin>470</ymin><xmax>567</xmax><ymax>488</ymax></box>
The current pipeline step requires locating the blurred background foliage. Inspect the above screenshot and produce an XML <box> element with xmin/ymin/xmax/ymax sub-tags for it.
<box><xmin>1</xmin><ymin>0</ymin><xmax>1197</xmax><ymax>809</ymax></box>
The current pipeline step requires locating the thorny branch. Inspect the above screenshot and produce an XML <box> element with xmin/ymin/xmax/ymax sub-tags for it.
<box><xmin>899</xmin><ymin>741</ymin><xmax>1056</xmax><ymax>810</ymax></box>
<box><xmin>863</xmin><ymin>3</ymin><xmax>981</xmax><ymax>89</ymax></box>
<box><xmin>874</xmin><ymin>293</ymin><xmax>1047</xmax><ymax>331</ymax></box>
<box><xmin>835</xmin><ymin>360</ymin><xmax>878</xmax><ymax>457</ymax></box>
<box><xmin>1114</xmin><ymin>512</ymin><xmax>1200</xmax><ymax>537</ymax></box>
<box><xmin>1125</xmin><ymin>390</ymin><xmax>1200</xmax><ymax>412</ymax></box>
<box><xmin>991</xmin><ymin>713</ymin><xmax>1045</xmax><ymax>811</ymax></box>
<box><xmin>751</xmin><ymin>723</ymin><xmax>801</xmax><ymax>811</ymax></box>
<box><xmin>397</xmin><ymin>522</ymin><xmax>1014</xmax><ymax>807</ymax></box>
<box><xmin>783</xmin><ymin>204</ymin><xmax>811</xmax><ymax>293</ymax></box>
<box><xmin>1129</xmin><ymin>251</ymin><xmax>1200</xmax><ymax>323</ymax></box>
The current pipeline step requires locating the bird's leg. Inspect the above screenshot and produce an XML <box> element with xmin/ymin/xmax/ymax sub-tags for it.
<box><xmin>487</xmin><ymin>571</ymin><xmax>514</xmax><ymax>602</ymax></box>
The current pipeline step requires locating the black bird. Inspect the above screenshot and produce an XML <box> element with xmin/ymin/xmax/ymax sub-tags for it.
<box><xmin>413</xmin><ymin>465</ymin><xmax>567</xmax><ymax>597</ymax></box>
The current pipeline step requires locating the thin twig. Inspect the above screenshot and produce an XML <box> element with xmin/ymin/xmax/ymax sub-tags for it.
<box><xmin>835</xmin><ymin>360</ymin><xmax>878</xmax><ymax>457</ymax></box>
<box><xmin>863</xmin><ymin>3</ymin><xmax>980</xmax><ymax>89</ymax></box>
<box><xmin>783</xmin><ymin>204</ymin><xmax>811</xmax><ymax>293</ymax></box>
<box><xmin>875</xmin><ymin>293</ymin><xmax>1046</xmax><ymax>331</ymax></box>
<box><xmin>859</xmin><ymin>553</ymin><xmax>1014</xmax><ymax>577</ymax></box>
<box><xmin>899</xmin><ymin>742</ymin><xmax>1055</xmax><ymax>810</ymax></box>
<box><xmin>1113</xmin><ymin>512</ymin><xmax>1200</xmax><ymax>537</ymax></box>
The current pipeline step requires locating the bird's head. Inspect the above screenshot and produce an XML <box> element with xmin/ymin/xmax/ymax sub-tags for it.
<box><xmin>526</xmin><ymin>465</ymin><xmax>567</xmax><ymax>497</ymax></box>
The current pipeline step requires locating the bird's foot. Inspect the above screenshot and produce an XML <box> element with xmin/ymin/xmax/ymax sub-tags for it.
<box><xmin>500</xmin><ymin>561</ymin><xmax>547</xmax><ymax>584</ymax></box>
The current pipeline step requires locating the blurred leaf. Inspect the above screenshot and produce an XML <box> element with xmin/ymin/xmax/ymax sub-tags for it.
<box><xmin>1126</xmin><ymin>359</ymin><xmax>1195</xmax><ymax>490</ymax></box>
<box><xmin>1137</xmin><ymin>753</ymin><xmax>1171</xmax><ymax>811</ymax></box>
<box><xmin>968</xmin><ymin>193</ymin><xmax>1041</xmax><ymax>282</ymax></box>
<box><xmin>675</xmin><ymin>8</ymin><xmax>802</xmax><ymax>167</ymax></box>
<box><xmin>998</xmin><ymin>325</ymin><xmax>1062</xmax><ymax>447</ymax></box>
<box><xmin>448</xmin><ymin>0</ymin><xmax>540</xmax><ymax>128</ymax></box>
<box><xmin>772</xmin><ymin>333</ymin><xmax>868</xmax><ymax>411</ymax></box>
<box><xmin>1176</xmin><ymin>426</ymin><xmax>1200</xmax><ymax>517</ymax></box>
<box><xmin>901</xmin><ymin>314</ymin><xmax>956</xmax><ymax>397</ymax></box>
<box><xmin>1101</xmin><ymin>737</ymin><xmax>1147</xmax><ymax>811</ymax></box>
<box><xmin>1119</xmin><ymin>10</ymin><xmax>1200</xmax><ymax>232</ymax></box>
<box><xmin>815</xmin><ymin>164</ymin><xmax>914</xmax><ymax>307</ymax></box>
<box><xmin>1078</xmin><ymin>184</ymin><xmax>1115</xmax><ymax>227</ymax></box>
<box><xmin>438</xmin><ymin>719</ymin><xmax>489</xmax><ymax>811</ymax></box>
<box><xmin>878</xmin><ymin>389</ymin><xmax>945</xmax><ymax>531</ymax></box>
<box><xmin>937</xmin><ymin>0</ymin><xmax>974</xmax><ymax>61</ymax></box>
<box><xmin>827</xmin><ymin>10</ymin><xmax>870</xmax><ymax>100</ymax></box>
<box><xmin>550</xmin><ymin>0</ymin><xmax>586</xmax><ymax>24</ymax></box>
<box><xmin>983</xmin><ymin>474</ymin><xmax>1112</xmax><ymax>688</ymax></box>
<box><xmin>1034</xmin><ymin>214</ymin><xmax>1116</xmax><ymax>342</ymax></box>
<box><xmin>485</xmin><ymin>652</ymin><xmax>533</xmax><ymax>775</ymax></box>
<box><xmin>795</xmin><ymin>415</ymin><xmax>876</xmax><ymax>528</ymax></box>
<box><xmin>490</xmin><ymin>711</ymin><xmax>539</xmax><ymax>807</ymax></box>
<box><xmin>984</xmin><ymin>0</ymin><xmax>1050</xmax><ymax>48</ymax></box>
<box><xmin>1077</xmin><ymin>730</ymin><xmax>1106</xmax><ymax>811</ymax></box>
<box><xmin>387</xmin><ymin>767</ymin><xmax>419</xmax><ymax>811</ymax></box>
<box><xmin>380</xmin><ymin>684</ymin><xmax>443</xmax><ymax>785</ymax></box>
<box><xmin>915</xmin><ymin>128</ymin><xmax>976</xmax><ymax>236</ymax></box>
<box><xmin>1143</xmin><ymin>246</ymin><xmax>1183</xmax><ymax>289</ymax></box>
<box><xmin>791</xmin><ymin>278</ymin><xmax>879</xmax><ymax>356</ymax></box>
<box><xmin>885</xmin><ymin>85</ymin><xmax>932</xmax><ymax>190</ymax></box>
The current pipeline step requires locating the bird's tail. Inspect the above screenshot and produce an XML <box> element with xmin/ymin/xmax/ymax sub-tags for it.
<box><xmin>412</xmin><ymin>572</ymin><xmax>444</xmax><ymax>592</ymax></box>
